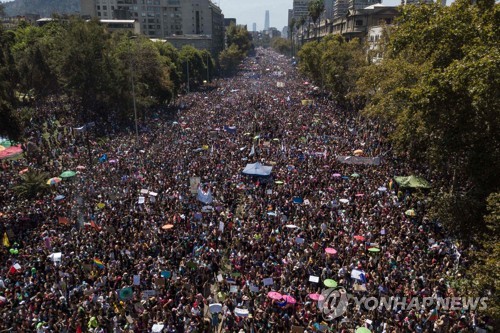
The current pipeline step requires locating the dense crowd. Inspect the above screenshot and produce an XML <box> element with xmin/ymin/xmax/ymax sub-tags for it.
<box><xmin>0</xmin><ymin>49</ymin><xmax>492</xmax><ymax>333</ymax></box>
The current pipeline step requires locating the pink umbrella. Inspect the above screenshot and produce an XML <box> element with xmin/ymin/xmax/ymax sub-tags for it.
<box><xmin>355</xmin><ymin>193</ymin><xmax>364</xmax><ymax>197</ymax></box>
<box><xmin>332</xmin><ymin>173</ymin><xmax>341</xmax><ymax>178</ymax></box>
<box><xmin>283</xmin><ymin>295</ymin><xmax>297</xmax><ymax>304</ymax></box>
<box><xmin>308</xmin><ymin>293</ymin><xmax>325</xmax><ymax>301</ymax></box>
<box><xmin>325</xmin><ymin>248</ymin><xmax>337</xmax><ymax>255</ymax></box>
<box><xmin>267</xmin><ymin>292</ymin><xmax>283</xmax><ymax>300</ymax></box>
<box><xmin>354</xmin><ymin>235</ymin><xmax>365</xmax><ymax>241</ymax></box>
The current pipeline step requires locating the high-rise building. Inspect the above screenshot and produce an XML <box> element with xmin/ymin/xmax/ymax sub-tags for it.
<box><xmin>80</xmin><ymin>0</ymin><xmax>224</xmax><ymax>54</ymax></box>
<box><xmin>349</xmin><ymin>0</ymin><xmax>382</xmax><ymax>11</ymax></box>
<box><xmin>401</xmin><ymin>0</ymin><xmax>434</xmax><ymax>4</ymax></box>
<box><xmin>333</xmin><ymin>0</ymin><xmax>349</xmax><ymax>19</ymax></box>
<box><xmin>292</xmin><ymin>0</ymin><xmax>310</xmax><ymax>21</ymax></box>
<box><xmin>264</xmin><ymin>10</ymin><xmax>270</xmax><ymax>31</ymax></box>
<box><xmin>253</xmin><ymin>22</ymin><xmax>257</xmax><ymax>32</ymax></box>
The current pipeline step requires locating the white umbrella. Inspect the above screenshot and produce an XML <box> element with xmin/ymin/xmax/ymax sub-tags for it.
<box><xmin>285</xmin><ymin>224</ymin><xmax>298</xmax><ymax>229</ymax></box>
<box><xmin>339</xmin><ymin>199</ymin><xmax>349</xmax><ymax>204</ymax></box>
<box><xmin>378</xmin><ymin>187</ymin><xmax>387</xmax><ymax>192</ymax></box>
<box><xmin>209</xmin><ymin>303</ymin><xmax>223</xmax><ymax>313</ymax></box>
<box><xmin>235</xmin><ymin>308</ymin><xmax>249</xmax><ymax>317</ymax></box>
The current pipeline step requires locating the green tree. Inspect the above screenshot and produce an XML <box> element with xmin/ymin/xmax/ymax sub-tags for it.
<box><xmin>358</xmin><ymin>0</ymin><xmax>500</xmax><ymax>240</ymax></box>
<box><xmin>0</xmin><ymin>26</ymin><xmax>21</xmax><ymax>140</ymax></box>
<box><xmin>219</xmin><ymin>44</ymin><xmax>244</xmax><ymax>76</ymax></box>
<box><xmin>13</xmin><ymin>170</ymin><xmax>50</xmax><ymax>199</ymax></box>
<box><xmin>179</xmin><ymin>45</ymin><xmax>206</xmax><ymax>90</ymax></box>
<box><xmin>299</xmin><ymin>35</ymin><xmax>367</xmax><ymax>106</ymax></box>
<box><xmin>270</xmin><ymin>37</ymin><xmax>291</xmax><ymax>56</ymax></box>
<box><xmin>226</xmin><ymin>24</ymin><xmax>253</xmax><ymax>55</ymax></box>
<box><xmin>308</xmin><ymin>0</ymin><xmax>325</xmax><ymax>40</ymax></box>
<box><xmin>467</xmin><ymin>193</ymin><xmax>500</xmax><ymax>322</ymax></box>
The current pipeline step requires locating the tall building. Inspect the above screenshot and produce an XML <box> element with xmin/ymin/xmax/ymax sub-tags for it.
<box><xmin>80</xmin><ymin>0</ymin><xmax>224</xmax><ymax>54</ymax></box>
<box><xmin>349</xmin><ymin>0</ymin><xmax>382</xmax><ymax>11</ymax></box>
<box><xmin>292</xmin><ymin>0</ymin><xmax>310</xmax><ymax>21</ymax></box>
<box><xmin>264</xmin><ymin>10</ymin><xmax>270</xmax><ymax>31</ymax></box>
<box><xmin>333</xmin><ymin>0</ymin><xmax>349</xmax><ymax>19</ymax></box>
<box><xmin>253</xmin><ymin>22</ymin><xmax>257</xmax><ymax>32</ymax></box>
<box><xmin>401</xmin><ymin>0</ymin><xmax>434</xmax><ymax>4</ymax></box>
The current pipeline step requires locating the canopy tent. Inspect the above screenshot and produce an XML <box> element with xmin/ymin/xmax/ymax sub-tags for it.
<box><xmin>242</xmin><ymin>162</ymin><xmax>273</xmax><ymax>177</ymax></box>
<box><xmin>394</xmin><ymin>175</ymin><xmax>431</xmax><ymax>189</ymax></box>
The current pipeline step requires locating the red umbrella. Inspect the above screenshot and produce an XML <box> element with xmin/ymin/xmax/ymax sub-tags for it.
<box><xmin>354</xmin><ymin>235</ymin><xmax>365</xmax><ymax>241</ymax></box>
<box><xmin>325</xmin><ymin>248</ymin><xmax>337</xmax><ymax>255</ymax></box>
<box><xmin>267</xmin><ymin>291</ymin><xmax>283</xmax><ymax>300</ymax></box>
<box><xmin>308</xmin><ymin>293</ymin><xmax>325</xmax><ymax>301</ymax></box>
<box><xmin>283</xmin><ymin>295</ymin><xmax>297</xmax><ymax>304</ymax></box>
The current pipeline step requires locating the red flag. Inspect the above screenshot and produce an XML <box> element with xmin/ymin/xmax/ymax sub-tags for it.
<box><xmin>76</xmin><ymin>325</ymin><xmax>82</xmax><ymax>333</ymax></box>
<box><xmin>90</xmin><ymin>221</ymin><xmax>101</xmax><ymax>231</ymax></box>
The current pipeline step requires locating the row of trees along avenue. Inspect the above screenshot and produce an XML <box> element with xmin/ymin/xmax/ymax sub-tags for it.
<box><xmin>297</xmin><ymin>0</ymin><xmax>499</xmax><ymax>320</ymax></box>
<box><xmin>0</xmin><ymin>17</ymin><xmax>223</xmax><ymax>141</ymax></box>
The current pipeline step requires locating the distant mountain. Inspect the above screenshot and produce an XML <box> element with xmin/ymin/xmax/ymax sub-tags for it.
<box><xmin>2</xmin><ymin>0</ymin><xmax>80</xmax><ymax>17</ymax></box>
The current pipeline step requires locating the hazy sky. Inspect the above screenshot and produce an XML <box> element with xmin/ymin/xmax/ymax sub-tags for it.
<box><xmin>217</xmin><ymin>0</ymin><xmax>403</xmax><ymax>31</ymax></box>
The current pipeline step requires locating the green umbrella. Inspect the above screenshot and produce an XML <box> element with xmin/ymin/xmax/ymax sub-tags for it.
<box><xmin>272</xmin><ymin>138</ymin><xmax>280</xmax><ymax>141</ymax></box>
<box><xmin>118</xmin><ymin>287</ymin><xmax>133</xmax><ymax>301</ymax></box>
<box><xmin>368</xmin><ymin>247</ymin><xmax>381</xmax><ymax>253</ymax></box>
<box><xmin>253</xmin><ymin>135</ymin><xmax>260</xmax><ymax>140</ymax></box>
<box><xmin>275</xmin><ymin>180</ymin><xmax>284</xmax><ymax>185</ymax></box>
<box><xmin>0</xmin><ymin>140</ymin><xmax>12</xmax><ymax>148</ymax></box>
<box><xmin>323</xmin><ymin>279</ymin><xmax>337</xmax><ymax>288</ymax></box>
<box><xmin>351</xmin><ymin>173</ymin><xmax>360</xmax><ymax>178</ymax></box>
<box><xmin>60</xmin><ymin>170</ymin><xmax>76</xmax><ymax>178</ymax></box>
<box><xmin>231</xmin><ymin>272</ymin><xmax>241</xmax><ymax>277</ymax></box>
<box><xmin>356</xmin><ymin>328</ymin><xmax>371</xmax><ymax>333</ymax></box>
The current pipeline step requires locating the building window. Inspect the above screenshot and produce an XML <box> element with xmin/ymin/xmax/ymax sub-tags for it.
<box><xmin>355</xmin><ymin>20</ymin><xmax>363</xmax><ymax>26</ymax></box>
<box><xmin>103</xmin><ymin>5</ymin><xmax>107</xmax><ymax>10</ymax></box>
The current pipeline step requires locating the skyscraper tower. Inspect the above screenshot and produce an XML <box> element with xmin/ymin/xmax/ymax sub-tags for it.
<box><xmin>253</xmin><ymin>23</ymin><xmax>257</xmax><ymax>32</ymax></box>
<box><xmin>264</xmin><ymin>10</ymin><xmax>270</xmax><ymax>31</ymax></box>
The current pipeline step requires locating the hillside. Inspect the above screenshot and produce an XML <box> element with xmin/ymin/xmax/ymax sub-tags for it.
<box><xmin>2</xmin><ymin>0</ymin><xmax>80</xmax><ymax>17</ymax></box>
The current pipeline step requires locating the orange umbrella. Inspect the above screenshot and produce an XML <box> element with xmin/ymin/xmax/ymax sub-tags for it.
<box><xmin>162</xmin><ymin>224</ymin><xmax>174</xmax><ymax>230</ymax></box>
<box><xmin>354</xmin><ymin>149</ymin><xmax>363</xmax><ymax>156</ymax></box>
<box><xmin>19</xmin><ymin>168</ymin><xmax>29</xmax><ymax>175</ymax></box>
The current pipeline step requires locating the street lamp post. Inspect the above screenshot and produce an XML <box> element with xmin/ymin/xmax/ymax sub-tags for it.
<box><xmin>129</xmin><ymin>36</ymin><xmax>139</xmax><ymax>147</ymax></box>
<box><xmin>186</xmin><ymin>60</ymin><xmax>190</xmax><ymax>93</ymax></box>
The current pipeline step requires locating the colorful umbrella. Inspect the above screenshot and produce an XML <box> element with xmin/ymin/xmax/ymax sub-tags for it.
<box><xmin>285</xmin><ymin>224</ymin><xmax>298</xmax><ymax>229</ymax></box>
<box><xmin>54</xmin><ymin>195</ymin><xmax>65</xmax><ymax>201</ymax></box>
<box><xmin>0</xmin><ymin>146</ymin><xmax>5</xmax><ymax>152</ymax></box>
<box><xmin>351</xmin><ymin>173</ymin><xmax>360</xmax><ymax>178</ymax></box>
<box><xmin>267</xmin><ymin>291</ymin><xmax>283</xmax><ymax>300</ymax></box>
<box><xmin>46</xmin><ymin>177</ymin><xmax>62</xmax><ymax>185</ymax></box>
<box><xmin>405</xmin><ymin>209</ymin><xmax>416</xmax><ymax>217</ymax></box>
<box><xmin>325</xmin><ymin>248</ymin><xmax>337</xmax><ymax>255</ymax></box>
<box><xmin>353</xmin><ymin>149</ymin><xmax>363</xmax><ymax>156</ymax></box>
<box><xmin>60</xmin><ymin>171</ymin><xmax>76</xmax><ymax>178</ymax></box>
<box><xmin>368</xmin><ymin>247</ymin><xmax>381</xmax><ymax>253</ymax></box>
<box><xmin>308</xmin><ymin>293</ymin><xmax>325</xmax><ymax>301</ymax></box>
<box><xmin>161</xmin><ymin>224</ymin><xmax>174</xmax><ymax>230</ymax></box>
<box><xmin>96</xmin><ymin>203</ymin><xmax>105</xmax><ymax>209</ymax></box>
<box><xmin>283</xmin><ymin>295</ymin><xmax>297</xmax><ymax>304</ymax></box>
<box><xmin>118</xmin><ymin>287</ymin><xmax>133</xmax><ymax>301</ymax></box>
<box><xmin>76</xmin><ymin>165</ymin><xmax>86</xmax><ymax>170</ymax></box>
<box><xmin>324</xmin><ymin>279</ymin><xmax>338</xmax><ymax>288</ymax></box>
<box><xmin>354</xmin><ymin>235</ymin><xmax>365</xmax><ymax>241</ymax></box>
<box><xmin>332</xmin><ymin>173</ymin><xmax>341</xmax><ymax>178</ymax></box>
<box><xmin>355</xmin><ymin>193</ymin><xmax>364</xmax><ymax>197</ymax></box>
<box><xmin>378</xmin><ymin>186</ymin><xmax>387</xmax><ymax>192</ymax></box>
<box><xmin>275</xmin><ymin>180</ymin><xmax>284</xmax><ymax>185</ymax></box>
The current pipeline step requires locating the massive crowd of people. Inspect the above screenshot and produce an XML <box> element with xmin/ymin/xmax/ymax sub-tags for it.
<box><xmin>0</xmin><ymin>49</ymin><xmax>491</xmax><ymax>333</ymax></box>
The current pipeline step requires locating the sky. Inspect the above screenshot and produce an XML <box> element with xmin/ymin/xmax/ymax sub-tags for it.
<box><xmin>217</xmin><ymin>0</ymin><xmax>403</xmax><ymax>32</ymax></box>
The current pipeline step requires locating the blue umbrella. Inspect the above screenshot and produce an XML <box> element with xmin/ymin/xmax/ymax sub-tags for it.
<box><xmin>54</xmin><ymin>195</ymin><xmax>65</xmax><ymax>201</ymax></box>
